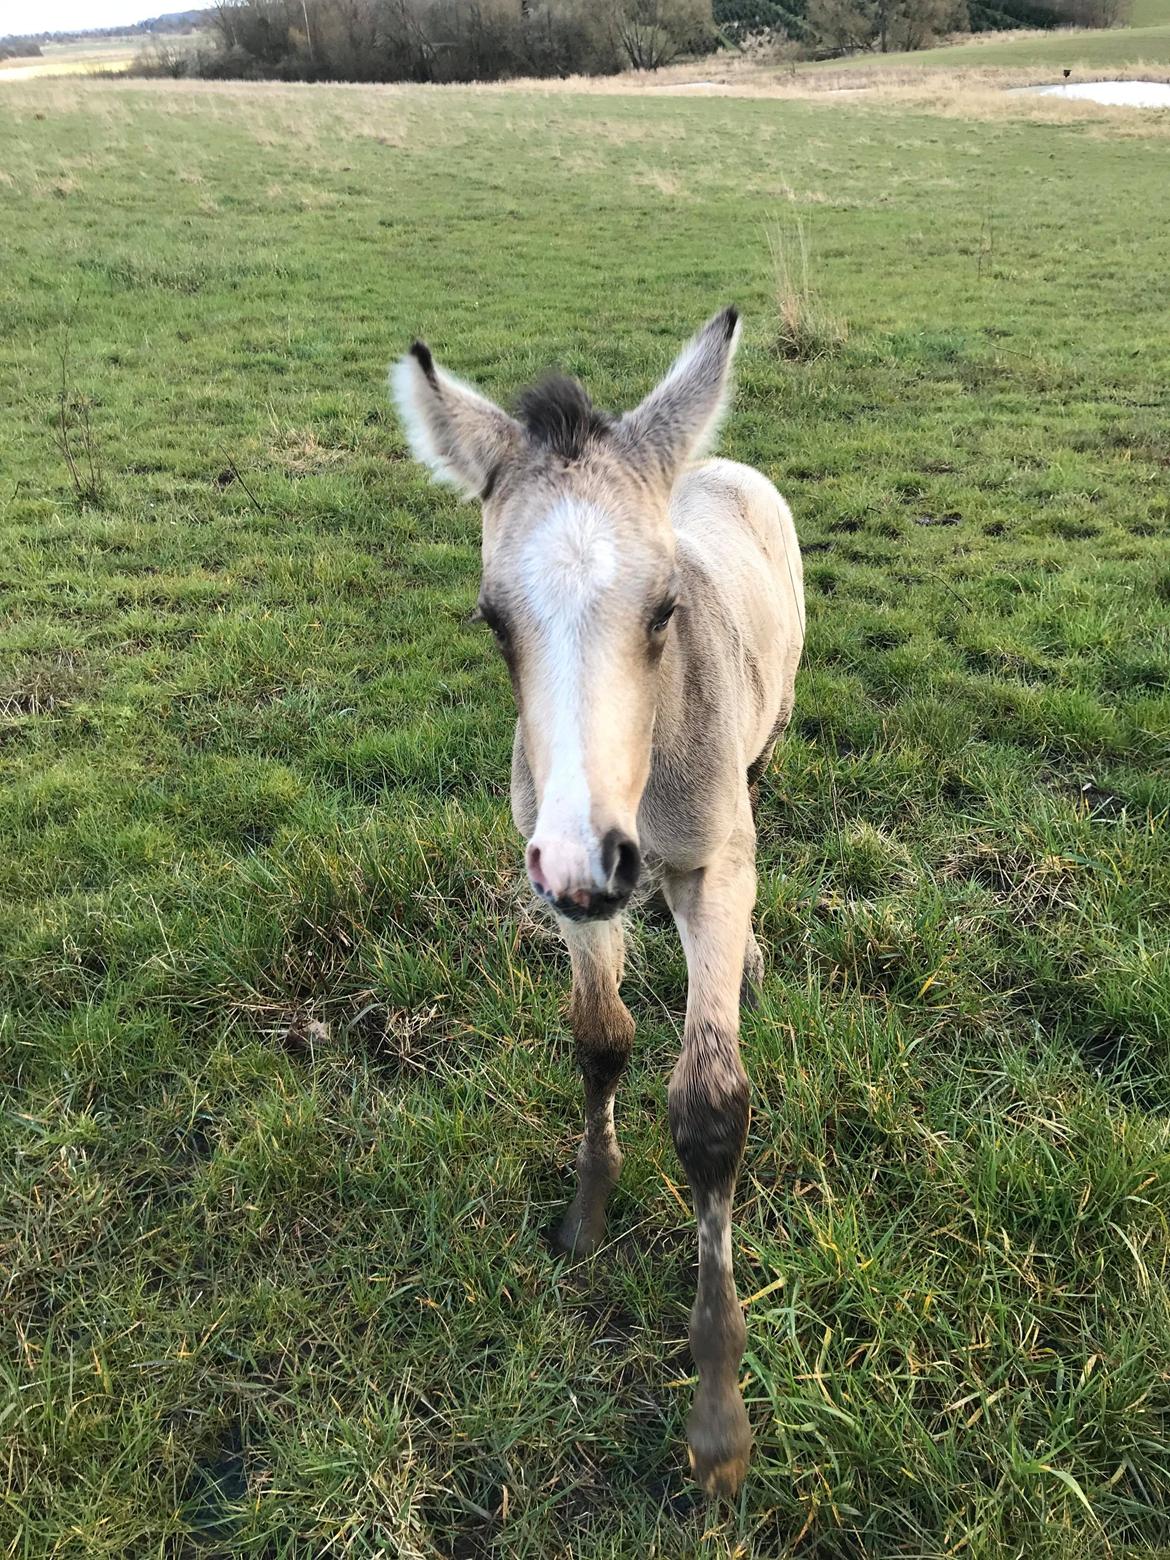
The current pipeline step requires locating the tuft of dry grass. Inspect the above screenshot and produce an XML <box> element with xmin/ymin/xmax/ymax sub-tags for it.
<box><xmin>631</xmin><ymin>164</ymin><xmax>691</xmax><ymax>198</ymax></box>
<box><xmin>269</xmin><ymin>425</ymin><xmax>352</xmax><ymax>475</ymax></box>
<box><xmin>767</xmin><ymin>216</ymin><xmax>848</xmax><ymax>362</ymax></box>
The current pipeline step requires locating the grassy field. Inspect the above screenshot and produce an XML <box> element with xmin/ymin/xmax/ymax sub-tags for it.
<box><xmin>0</xmin><ymin>37</ymin><xmax>155</xmax><ymax>82</ymax></box>
<box><xmin>1128</xmin><ymin>0</ymin><xmax>1170</xmax><ymax>26</ymax></box>
<box><xmin>789</xmin><ymin>11</ymin><xmax>1170</xmax><ymax>73</ymax></box>
<box><xmin>2</xmin><ymin>75</ymin><xmax>1169</xmax><ymax>1559</ymax></box>
<box><xmin>800</xmin><ymin>0</ymin><xmax>1170</xmax><ymax>71</ymax></box>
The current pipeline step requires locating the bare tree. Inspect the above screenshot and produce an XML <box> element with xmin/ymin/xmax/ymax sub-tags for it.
<box><xmin>194</xmin><ymin>0</ymin><xmax>707</xmax><ymax>81</ymax></box>
<box><xmin>808</xmin><ymin>0</ymin><xmax>964</xmax><ymax>52</ymax></box>
<box><xmin>608</xmin><ymin>0</ymin><xmax>712</xmax><ymax>68</ymax></box>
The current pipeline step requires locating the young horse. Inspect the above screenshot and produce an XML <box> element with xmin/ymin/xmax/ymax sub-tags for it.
<box><xmin>393</xmin><ymin>308</ymin><xmax>804</xmax><ymax>1497</ymax></box>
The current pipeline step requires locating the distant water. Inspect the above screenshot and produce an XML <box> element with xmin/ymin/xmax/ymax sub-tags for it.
<box><xmin>1017</xmin><ymin>79</ymin><xmax>1170</xmax><ymax>108</ymax></box>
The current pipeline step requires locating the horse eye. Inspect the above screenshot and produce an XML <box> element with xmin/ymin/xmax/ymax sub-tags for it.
<box><xmin>650</xmin><ymin>602</ymin><xmax>677</xmax><ymax>635</ymax></box>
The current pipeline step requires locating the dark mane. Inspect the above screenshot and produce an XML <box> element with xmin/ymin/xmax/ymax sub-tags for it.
<box><xmin>515</xmin><ymin>374</ymin><xmax>612</xmax><ymax>462</ymax></box>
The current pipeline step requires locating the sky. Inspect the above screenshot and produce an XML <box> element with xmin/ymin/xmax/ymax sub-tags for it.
<box><xmin>4</xmin><ymin>0</ymin><xmax>166</xmax><ymax>35</ymax></box>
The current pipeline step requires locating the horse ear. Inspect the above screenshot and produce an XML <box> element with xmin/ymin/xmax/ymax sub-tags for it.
<box><xmin>619</xmin><ymin>307</ymin><xmax>741</xmax><ymax>481</ymax></box>
<box><xmin>391</xmin><ymin>341</ymin><xmax>520</xmax><ymax>499</ymax></box>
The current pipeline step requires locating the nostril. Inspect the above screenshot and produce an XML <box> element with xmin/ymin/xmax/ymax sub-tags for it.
<box><xmin>615</xmin><ymin>839</ymin><xmax>641</xmax><ymax>893</ymax></box>
<box><xmin>602</xmin><ymin>830</ymin><xmax>641</xmax><ymax>895</ymax></box>
<box><xmin>527</xmin><ymin>843</ymin><xmax>547</xmax><ymax>894</ymax></box>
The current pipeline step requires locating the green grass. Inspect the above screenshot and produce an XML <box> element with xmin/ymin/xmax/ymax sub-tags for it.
<box><xmin>2</xmin><ymin>77</ymin><xmax>1170</xmax><ymax>1558</ymax></box>
<box><xmin>1130</xmin><ymin>0</ymin><xmax>1170</xmax><ymax>27</ymax></box>
<box><xmin>806</xmin><ymin>16</ymin><xmax>1170</xmax><ymax>69</ymax></box>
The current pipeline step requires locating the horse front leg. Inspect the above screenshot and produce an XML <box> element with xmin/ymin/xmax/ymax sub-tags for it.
<box><xmin>664</xmin><ymin>824</ymin><xmax>757</xmax><ymax>1498</ymax></box>
<box><xmin>554</xmin><ymin>915</ymin><xmax>634</xmax><ymax>1259</ymax></box>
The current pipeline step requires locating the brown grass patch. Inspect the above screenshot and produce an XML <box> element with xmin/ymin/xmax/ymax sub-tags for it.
<box><xmin>0</xmin><ymin>652</ymin><xmax>87</xmax><ymax>720</ymax></box>
<box><xmin>296</xmin><ymin>188</ymin><xmax>340</xmax><ymax>211</ymax></box>
<box><xmin>270</xmin><ymin>427</ymin><xmax>351</xmax><ymax>475</ymax></box>
<box><xmin>940</xmin><ymin>839</ymin><xmax>1083</xmax><ymax>920</ymax></box>
<box><xmin>631</xmin><ymin>165</ymin><xmax>691</xmax><ymax>198</ymax></box>
<box><xmin>4</xmin><ymin>60</ymin><xmax>1167</xmax><ymax>144</ymax></box>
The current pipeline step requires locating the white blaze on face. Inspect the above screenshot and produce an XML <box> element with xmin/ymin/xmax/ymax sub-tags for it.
<box><xmin>520</xmin><ymin>497</ymin><xmax>620</xmax><ymax>897</ymax></box>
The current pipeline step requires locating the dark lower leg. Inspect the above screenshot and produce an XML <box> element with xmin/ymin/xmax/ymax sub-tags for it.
<box><xmin>669</xmin><ymin>1037</ymin><xmax>752</xmax><ymax>1498</ymax></box>
<box><xmin>664</xmin><ymin>822</ymin><xmax>759</xmax><ymax>1496</ymax></box>
<box><xmin>555</xmin><ymin>922</ymin><xmax>633</xmax><ymax>1258</ymax></box>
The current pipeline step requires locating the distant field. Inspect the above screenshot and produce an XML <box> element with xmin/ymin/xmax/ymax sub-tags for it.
<box><xmin>801</xmin><ymin>17</ymin><xmax>1170</xmax><ymax>71</ymax></box>
<box><xmin>2</xmin><ymin>72</ymin><xmax>1169</xmax><ymax>1560</ymax></box>
<box><xmin>1130</xmin><ymin>0</ymin><xmax>1170</xmax><ymax>25</ymax></box>
<box><xmin>0</xmin><ymin>34</ymin><xmax>190</xmax><ymax>81</ymax></box>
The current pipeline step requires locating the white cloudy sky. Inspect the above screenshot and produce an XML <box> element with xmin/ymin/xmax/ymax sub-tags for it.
<box><xmin>5</xmin><ymin>0</ymin><xmax>162</xmax><ymax>33</ymax></box>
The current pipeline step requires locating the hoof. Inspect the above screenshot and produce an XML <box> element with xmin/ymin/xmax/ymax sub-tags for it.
<box><xmin>553</xmin><ymin>1202</ymin><xmax>605</xmax><ymax>1260</ymax></box>
<box><xmin>687</xmin><ymin>1383</ymin><xmax>752</xmax><ymax>1501</ymax></box>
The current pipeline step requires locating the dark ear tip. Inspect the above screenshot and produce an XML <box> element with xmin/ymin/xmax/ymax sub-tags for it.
<box><xmin>719</xmin><ymin>305</ymin><xmax>740</xmax><ymax>340</ymax></box>
<box><xmin>409</xmin><ymin>339</ymin><xmax>437</xmax><ymax>384</ymax></box>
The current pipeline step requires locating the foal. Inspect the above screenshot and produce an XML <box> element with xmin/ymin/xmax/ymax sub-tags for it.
<box><xmin>393</xmin><ymin>309</ymin><xmax>804</xmax><ymax>1497</ymax></box>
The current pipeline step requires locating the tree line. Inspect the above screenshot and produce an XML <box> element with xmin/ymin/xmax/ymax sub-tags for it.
<box><xmin>717</xmin><ymin>0</ymin><xmax>1125</xmax><ymax>51</ymax></box>
<box><xmin>142</xmin><ymin>0</ymin><xmax>714</xmax><ymax>81</ymax></box>
<box><xmin>131</xmin><ymin>0</ymin><xmax>1128</xmax><ymax>83</ymax></box>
